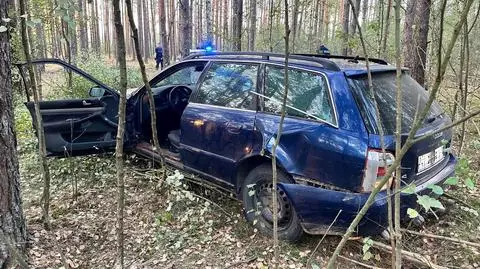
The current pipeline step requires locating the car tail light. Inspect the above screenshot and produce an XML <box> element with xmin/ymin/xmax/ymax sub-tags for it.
<box><xmin>362</xmin><ymin>149</ymin><xmax>395</xmax><ymax>192</ymax></box>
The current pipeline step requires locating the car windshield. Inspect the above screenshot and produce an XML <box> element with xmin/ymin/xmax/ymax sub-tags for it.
<box><xmin>347</xmin><ymin>72</ymin><xmax>443</xmax><ymax>134</ymax></box>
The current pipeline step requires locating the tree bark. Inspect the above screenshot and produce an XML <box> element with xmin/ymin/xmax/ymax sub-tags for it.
<box><xmin>349</xmin><ymin>0</ymin><xmax>361</xmax><ymax>35</ymax></box>
<box><xmin>403</xmin><ymin>0</ymin><xmax>431</xmax><ymax>86</ymax></box>
<box><xmin>232</xmin><ymin>0</ymin><xmax>243</xmax><ymax>51</ymax></box>
<box><xmin>291</xmin><ymin>0</ymin><xmax>299</xmax><ymax>52</ymax></box>
<box><xmin>104</xmin><ymin>0</ymin><xmax>111</xmax><ymax>57</ymax></box>
<box><xmin>78</xmin><ymin>0</ymin><xmax>88</xmax><ymax>52</ymax></box>
<box><xmin>112</xmin><ymin>0</ymin><xmax>128</xmax><ymax>267</ymax></box>
<box><xmin>248</xmin><ymin>0</ymin><xmax>256</xmax><ymax>50</ymax></box>
<box><xmin>0</xmin><ymin>2</ymin><xmax>27</xmax><ymax>267</ymax></box>
<box><xmin>206</xmin><ymin>0</ymin><xmax>213</xmax><ymax>43</ymax></box>
<box><xmin>179</xmin><ymin>0</ymin><xmax>192</xmax><ymax>57</ymax></box>
<box><xmin>362</xmin><ymin>0</ymin><xmax>369</xmax><ymax>26</ymax></box>
<box><xmin>342</xmin><ymin>0</ymin><xmax>350</xmax><ymax>55</ymax></box>
<box><xmin>223</xmin><ymin>0</ymin><xmax>229</xmax><ymax>50</ymax></box>
<box><xmin>381</xmin><ymin>0</ymin><xmax>392</xmax><ymax>58</ymax></box>
<box><xmin>137</xmin><ymin>0</ymin><xmax>144</xmax><ymax>58</ymax></box>
<box><xmin>143</xmin><ymin>0</ymin><xmax>151</xmax><ymax>60</ymax></box>
<box><xmin>158</xmin><ymin>0</ymin><xmax>170</xmax><ymax>65</ymax></box>
<box><xmin>168</xmin><ymin>0</ymin><xmax>176</xmax><ymax>58</ymax></box>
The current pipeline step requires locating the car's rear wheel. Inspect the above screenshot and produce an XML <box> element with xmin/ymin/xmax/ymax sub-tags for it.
<box><xmin>241</xmin><ymin>164</ymin><xmax>303</xmax><ymax>242</ymax></box>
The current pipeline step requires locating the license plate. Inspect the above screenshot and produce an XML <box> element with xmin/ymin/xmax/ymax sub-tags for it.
<box><xmin>418</xmin><ymin>146</ymin><xmax>445</xmax><ymax>173</ymax></box>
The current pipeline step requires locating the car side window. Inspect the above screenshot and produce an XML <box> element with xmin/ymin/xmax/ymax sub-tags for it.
<box><xmin>152</xmin><ymin>62</ymin><xmax>206</xmax><ymax>87</ymax></box>
<box><xmin>194</xmin><ymin>62</ymin><xmax>258</xmax><ymax>110</ymax></box>
<box><xmin>263</xmin><ymin>66</ymin><xmax>335</xmax><ymax>124</ymax></box>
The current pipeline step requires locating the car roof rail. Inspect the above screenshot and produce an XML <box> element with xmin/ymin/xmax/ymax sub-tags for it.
<box><xmin>293</xmin><ymin>53</ymin><xmax>389</xmax><ymax>65</ymax></box>
<box><xmin>184</xmin><ymin>51</ymin><xmax>342</xmax><ymax>71</ymax></box>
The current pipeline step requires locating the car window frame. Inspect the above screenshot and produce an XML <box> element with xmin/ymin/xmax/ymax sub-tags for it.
<box><xmin>129</xmin><ymin>60</ymin><xmax>210</xmax><ymax>99</ymax></box>
<box><xmin>189</xmin><ymin>60</ymin><xmax>261</xmax><ymax>111</ymax></box>
<box><xmin>258</xmin><ymin>63</ymin><xmax>339</xmax><ymax>128</ymax></box>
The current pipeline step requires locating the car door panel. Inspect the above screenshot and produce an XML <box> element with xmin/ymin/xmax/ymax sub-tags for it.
<box><xmin>180</xmin><ymin>62</ymin><xmax>260</xmax><ymax>184</ymax></box>
<box><xmin>181</xmin><ymin>103</ymin><xmax>257</xmax><ymax>182</ymax></box>
<box><xmin>18</xmin><ymin>59</ymin><xmax>120</xmax><ymax>156</ymax></box>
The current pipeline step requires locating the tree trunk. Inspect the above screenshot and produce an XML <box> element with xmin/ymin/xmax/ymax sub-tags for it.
<box><xmin>362</xmin><ymin>0</ymin><xmax>369</xmax><ymax>25</ymax></box>
<box><xmin>137</xmin><ymin>0</ymin><xmax>144</xmax><ymax>58</ymax></box>
<box><xmin>20</xmin><ymin>0</ymin><xmax>52</xmax><ymax>230</ymax></box>
<box><xmin>232</xmin><ymin>0</ymin><xmax>243</xmax><ymax>51</ymax></box>
<box><xmin>112</xmin><ymin>0</ymin><xmax>128</xmax><ymax>267</ymax></box>
<box><xmin>159</xmin><ymin>0</ymin><xmax>170</xmax><ymax>65</ymax></box>
<box><xmin>104</xmin><ymin>0</ymin><xmax>111</xmax><ymax>57</ymax></box>
<box><xmin>179</xmin><ymin>0</ymin><xmax>192</xmax><ymax>57</ymax></box>
<box><xmin>403</xmin><ymin>0</ymin><xmax>431</xmax><ymax>86</ymax></box>
<box><xmin>143</xmin><ymin>0</ymin><xmax>151</xmax><ymax>60</ymax></box>
<box><xmin>0</xmin><ymin>2</ymin><xmax>27</xmax><ymax>267</ymax></box>
<box><xmin>78</xmin><ymin>0</ymin><xmax>88</xmax><ymax>52</ymax></box>
<box><xmin>126</xmin><ymin>0</ymin><xmax>165</xmax><ymax>187</ymax></box>
<box><xmin>291</xmin><ymin>0</ymin><xmax>299</xmax><ymax>52</ymax></box>
<box><xmin>150</xmin><ymin>0</ymin><xmax>157</xmax><ymax>49</ymax></box>
<box><xmin>223</xmin><ymin>0</ymin><xmax>229</xmax><ymax>50</ymax></box>
<box><xmin>349</xmin><ymin>0</ymin><xmax>361</xmax><ymax>35</ymax></box>
<box><xmin>206</xmin><ymin>0</ymin><xmax>213</xmax><ymax>43</ymax></box>
<box><xmin>168</xmin><ymin>0</ymin><xmax>176</xmax><ymax>58</ymax></box>
<box><xmin>381</xmin><ymin>0</ymin><xmax>392</xmax><ymax>58</ymax></box>
<box><xmin>323</xmin><ymin>0</ymin><xmax>330</xmax><ymax>44</ymax></box>
<box><xmin>248</xmin><ymin>0</ymin><xmax>256</xmax><ymax>50</ymax></box>
<box><xmin>342</xmin><ymin>0</ymin><xmax>350</xmax><ymax>55</ymax></box>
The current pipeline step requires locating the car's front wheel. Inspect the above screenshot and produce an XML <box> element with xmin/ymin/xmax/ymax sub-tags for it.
<box><xmin>241</xmin><ymin>164</ymin><xmax>303</xmax><ymax>242</ymax></box>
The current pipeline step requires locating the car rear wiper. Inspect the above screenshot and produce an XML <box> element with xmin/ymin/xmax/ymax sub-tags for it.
<box><xmin>425</xmin><ymin>112</ymin><xmax>444</xmax><ymax>124</ymax></box>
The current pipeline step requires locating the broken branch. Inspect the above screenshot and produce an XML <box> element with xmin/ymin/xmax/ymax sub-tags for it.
<box><xmin>400</xmin><ymin>228</ymin><xmax>480</xmax><ymax>248</ymax></box>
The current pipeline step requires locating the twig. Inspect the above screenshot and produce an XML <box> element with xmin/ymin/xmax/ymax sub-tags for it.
<box><xmin>400</xmin><ymin>228</ymin><xmax>480</xmax><ymax>248</ymax></box>
<box><xmin>338</xmin><ymin>255</ymin><xmax>385</xmax><ymax>269</ymax></box>
<box><xmin>361</xmin><ymin>239</ymin><xmax>448</xmax><ymax>269</ymax></box>
<box><xmin>443</xmin><ymin>192</ymin><xmax>474</xmax><ymax>209</ymax></box>
<box><xmin>224</xmin><ymin>256</ymin><xmax>257</xmax><ymax>269</ymax></box>
<box><xmin>307</xmin><ymin>210</ymin><xmax>343</xmax><ymax>265</ymax></box>
<box><xmin>189</xmin><ymin>191</ymin><xmax>234</xmax><ymax>219</ymax></box>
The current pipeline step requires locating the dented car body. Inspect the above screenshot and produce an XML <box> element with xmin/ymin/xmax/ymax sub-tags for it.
<box><xmin>22</xmin><ymin>52</ymin><xmax>456</xmax><ymax>241</ymax></box>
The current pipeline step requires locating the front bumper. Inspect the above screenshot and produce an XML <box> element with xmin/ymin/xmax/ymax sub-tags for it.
<box><xmin>278</xmin><ymin>154</ymin><xmax>457</xmax><ymax>235</ymax></box>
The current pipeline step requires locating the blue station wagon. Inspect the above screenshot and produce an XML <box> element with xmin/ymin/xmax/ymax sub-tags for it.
<box><xmin>22</xmin><ymin>52</ymin><xmax>456</xmax><ymax>242</ymax></box>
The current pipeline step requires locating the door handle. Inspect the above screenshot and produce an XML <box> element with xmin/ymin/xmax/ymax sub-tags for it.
<box><xmin>82</xmin><ymin>100</ymin><xmax>93</xmax><ymax>106</ymax></box>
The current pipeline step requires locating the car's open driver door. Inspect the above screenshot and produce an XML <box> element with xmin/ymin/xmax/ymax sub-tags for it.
<box><xmin>18</xmin><ymin>59</ymin><xmax>122</xmax><ymax>157</ymax></box>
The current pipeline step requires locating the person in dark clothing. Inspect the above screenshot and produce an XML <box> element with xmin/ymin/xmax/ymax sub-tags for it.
<box><xmin>318</xmin><ymin>44</ymin><xmax>330</xmax><ymax>55</ymax></box>
<box><xmin>155</xmin><ymin>44</ymin><xmax>164</xmax><ymax>69</ymax></box>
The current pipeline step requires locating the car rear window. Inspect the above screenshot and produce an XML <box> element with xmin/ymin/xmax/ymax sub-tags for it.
<box><xmin>347</xmin><ymin>72</ymin><xmax>443</xmax><ymax>134</ymax></box>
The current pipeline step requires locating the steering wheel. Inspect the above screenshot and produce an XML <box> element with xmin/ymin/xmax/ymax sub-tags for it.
<box><xmin>168</xmin><ymin>85</ymin><xmax>192</xmax><ymax>114</ymax></box>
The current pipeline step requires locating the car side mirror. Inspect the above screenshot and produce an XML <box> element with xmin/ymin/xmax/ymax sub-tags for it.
<box><xmin>89</xmin><ymin>87</ymin><xmax>106</xmax><ymax>97</ymax></box>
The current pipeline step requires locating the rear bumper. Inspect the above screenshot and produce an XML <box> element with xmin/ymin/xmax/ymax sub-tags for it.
<box><xmin>278</xmin><ymin>154</ymin><xmax>457</xmax><ymax>235</ymax></box>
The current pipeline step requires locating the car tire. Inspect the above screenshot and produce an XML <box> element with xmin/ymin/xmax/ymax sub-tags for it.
<box><xmin>241</xmin><ymin>164</ymin><xmax>304</xmax><ymax>242</ymax></box>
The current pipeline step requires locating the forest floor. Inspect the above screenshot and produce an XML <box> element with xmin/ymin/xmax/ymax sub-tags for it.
<box><xmin>14</xmin><ymin>58</ymin><xmax>480</xmax><ymax>268</ymax></box>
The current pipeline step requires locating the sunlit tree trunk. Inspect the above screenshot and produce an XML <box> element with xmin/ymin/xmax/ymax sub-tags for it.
<box><xmin>248</xmin><ymin>0</ymin><xmax>256</xmax><ymax>50</ymax></box>
<box><xmin>342</xmin><ymin>0</ymin><xmax>350</xmax><ymax>55</ymax></box>
<box><xmin>232</xmin><ymin>0</ymin><xmax>243</xmax><ymax>51</ymax></box>
<box><xmin>206</xmin><ymin>0</ymin><xmax>213</xmax><ymax>43</ymax></box>
<box><xmin>179</xmin><ymin>0</ymin><xmax>192</xmax><ymax>57</ymax></box>
<box><xmin>143</xmin><ymin>0</ymin><xmax>151</xmax><ymax>60</ymax></box>
<box><xmin>223</xmin><ymin>0</ymin><xmax>229</xmax><ymax>50</ymax></box>
<box><xmin>0</xmin><ymin>1</ymin><xmax>27</xmax><ymax>266</ymax></box>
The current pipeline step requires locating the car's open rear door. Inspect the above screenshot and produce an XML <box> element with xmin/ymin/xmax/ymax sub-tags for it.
<box><xmin>18</xmin><ymin>59</ymin><xmax>122</xmax><ymax>156</ymax></box>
